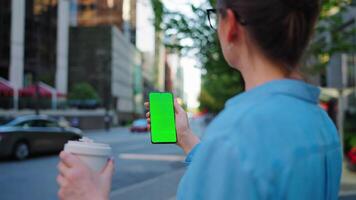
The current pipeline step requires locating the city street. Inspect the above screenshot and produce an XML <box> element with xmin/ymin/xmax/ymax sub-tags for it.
<box><xmin>1</xmin><ymin>125</ymin><xmax>356</xmax><ymax>200</ymax></box>
<box><xmin>0</xmin><ymin>127</ymin><xmax>186</xmax><ymax>200</ymax></box>
<box><xmin>0</xmin><ymin>0</ymin><xmax>355</xmax><ymax>200</ymax></box>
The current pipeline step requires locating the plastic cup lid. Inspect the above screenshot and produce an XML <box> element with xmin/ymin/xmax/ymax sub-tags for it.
<box><xmin>64</xmin><ymin>137</ymin><xmax>112</xmax><ymax>156</ymax></box>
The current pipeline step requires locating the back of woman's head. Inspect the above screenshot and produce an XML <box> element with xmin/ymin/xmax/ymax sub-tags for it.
<box><xmin>217</xmin><ymin>0</ymin><xmax>321</xmax><ymax>71</ymax></box>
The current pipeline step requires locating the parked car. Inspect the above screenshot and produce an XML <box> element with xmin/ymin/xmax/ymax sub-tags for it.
<box><xmin>0</xmin><ymin>115</ymin><xmax>82</xmax><ymax>160</ymax></box>
<box><xmin>130</xmin><ymin>119</ymin><xmax>148</xmax><ymax>133</ymax></box>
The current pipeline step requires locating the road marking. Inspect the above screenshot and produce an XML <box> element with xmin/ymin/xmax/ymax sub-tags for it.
<box><xmin>118</xmin><ymin>144</ymin><xmax>149</xmax><ymax>152</ymax></box>
<box><xmin>118</xmin><ymin>153</ymin><xmax>185</xmax><ymax>162</ymax></box>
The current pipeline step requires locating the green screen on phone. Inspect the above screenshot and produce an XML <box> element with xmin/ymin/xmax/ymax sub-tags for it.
<box><xmin>149</xmin><ymin>92</ymin><xmax>177</xmax><ymax>144</ymax></box>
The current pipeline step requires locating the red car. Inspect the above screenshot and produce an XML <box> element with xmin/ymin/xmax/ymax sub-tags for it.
<box><xmin>347</xmin><ymin>147</ymin><xmax>356</xmax><ymax>171</ymax></box>
<box><xmin>130</xmin><ymin>119</ymin><xmax>148</xmax><ymax>133</ymax></box>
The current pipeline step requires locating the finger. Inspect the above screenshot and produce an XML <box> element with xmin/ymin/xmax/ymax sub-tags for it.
<box><xmin>146</xmin><ymin>112</ymin><xmax>150</xmax><ymax>118</ymax></box>
<box><xmin>56</xmin><ymin>174</ymin><xmax>68</xmax><ymax>187</ymax></box>
<box><xmin>174</xmin><ymin>98</ymin><xmax>184</xmax><ymax>114</ymax></box>
<box><xmin>58</xmin><ymin>190</ymin><xmax>63</xmax><ymax>200</ymax></box>
<box><xmin>58</xmin><ymin>188</ymin><xmax>66</xmax><ymax>200</ymax></box>
<box><xmin>59</xmin><ymin>151</ymin><xmax>82</xmax><ymax>168</ymax></box>
<box><xmin>101</xmin><ymin>158</ymin><xmax>115</xmax><ymax>179</ymax></box>
<box><xmin>57</xmin><ymin>162</ymin><xmax>70</xmax><ymax>177</ymax></box>
<box><xmin>144</xmin><ymin>102</ymin><xmax>149</xmax><ymax>110</ymax></box>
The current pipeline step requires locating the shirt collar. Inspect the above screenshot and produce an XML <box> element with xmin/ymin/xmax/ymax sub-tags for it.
<box><xmin>226</xmin><ymin>79</ymin><xmax>321</xmax><ymax>107</ymax></box>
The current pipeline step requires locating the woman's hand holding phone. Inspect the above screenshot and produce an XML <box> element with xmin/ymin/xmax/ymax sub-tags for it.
<box><xmin>144</xmin><ymin>99</ymin><xmax>200</xmax><ymax>154</ymax></box>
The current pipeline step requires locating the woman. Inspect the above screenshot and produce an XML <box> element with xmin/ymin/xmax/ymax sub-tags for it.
<box><xmin>57</xmin><ymin>0</ymin><xmax>342</xmax><ymax>199</ymax></box>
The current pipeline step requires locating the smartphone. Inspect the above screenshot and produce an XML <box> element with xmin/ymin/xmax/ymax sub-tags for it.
<box><xmin>149</xmin><ymin>92</ymin><xmax>177</xmax><ymax>144</ymax></box>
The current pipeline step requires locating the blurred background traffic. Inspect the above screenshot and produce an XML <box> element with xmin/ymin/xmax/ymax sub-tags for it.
<box><xmin>0</xmin><ymin>0</ymin><xmax>355</xmax><ymax>199</ymax></box>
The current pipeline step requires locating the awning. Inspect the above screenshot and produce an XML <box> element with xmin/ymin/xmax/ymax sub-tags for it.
<box><xmin>0</xmin><ymin>77</ymin><xmax>14</xmax><ymax>97</ymax></box>
<box><xmin>19</xmin><ymin>82</ymin><xmax>65</xmax><ymax>98</ymax></box>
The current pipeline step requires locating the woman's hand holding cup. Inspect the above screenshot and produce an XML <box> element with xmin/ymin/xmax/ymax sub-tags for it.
<box><xmin>57</xmin><ymin>151</ymin><xmax>114</xmax><ymax>200</ymax></box>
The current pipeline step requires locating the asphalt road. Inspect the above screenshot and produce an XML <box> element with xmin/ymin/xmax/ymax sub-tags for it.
<box><xmin>0</xmin><ymin>128</ymin><xmax>186</xmax><ymax>200</ymax></box>
<box><xmin>1</xmin><ymin>125</ymin><xmax>356</xmax><ymax>200</ymax></box>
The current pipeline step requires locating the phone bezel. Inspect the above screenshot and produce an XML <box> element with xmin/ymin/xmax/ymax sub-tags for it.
<box><xmin>149</xmin><ymin>92</ymin><xmax>178</xmax><ymax>144</ymax></box>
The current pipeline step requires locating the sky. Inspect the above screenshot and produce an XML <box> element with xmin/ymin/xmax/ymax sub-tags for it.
<box><xmin>136</xmin><ymin>0</ymin><xmax>204</xmax><ymax>109</ymax></box>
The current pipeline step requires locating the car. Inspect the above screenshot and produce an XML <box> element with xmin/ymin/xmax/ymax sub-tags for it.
<box><xmin>130</xmin><ymin>119</ymin><xmax>148</xmax><ymax>133</ymax></box>
<box><xmin>0</xmin><ymin>115</ymin><xmax>82</xmax><ymax>160</ymax></box>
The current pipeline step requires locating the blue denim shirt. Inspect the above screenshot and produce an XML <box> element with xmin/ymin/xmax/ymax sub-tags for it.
<box><xmin>177</xmin><ymin>79</ymin><xmax>342</xmax><ymax>200</ymax></box>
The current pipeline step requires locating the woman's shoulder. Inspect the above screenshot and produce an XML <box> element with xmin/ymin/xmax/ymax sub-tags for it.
<box><xmin>237</xmin><ymin>95</ymin><xmax>330</xmax><ymax>137</ymax></box>
<box><xmin>234</xmin><ymin>94</ymin><xmax>338</xmax><ymax>152</ymax></box>
<box><xmin>209</xmin><ymin>93</ymin><xmax>336</xmax><ymax>144</ymax></box>
<box><xmin>204</xmin><ymin>93</ymin><xmax>317</xmax><ymax>136</ymax></box>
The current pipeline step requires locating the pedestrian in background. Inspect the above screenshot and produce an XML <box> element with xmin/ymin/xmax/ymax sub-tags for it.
<box><xmin>104</xmin><ymin>114</ymin><xmax>111</xmax><ymax>132</ymax></box>
<box><xmin>56</xmin><ymin>0</ymin><xmax>342</xmax><ymax>199</ymax></box>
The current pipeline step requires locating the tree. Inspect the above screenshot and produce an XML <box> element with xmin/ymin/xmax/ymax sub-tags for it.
<box><xmin>303</xmin><ymin>0</ymin><xmax>356</xmax><ymax>79</ymax></box>
<box><xmin>153</xmin><ymin>0</ymin><xmax>355</xmax><ymax>113</ymax></box>
<box><xmin>161</xmin><ymin>1</ymin><xmax>244</xmax><ymax>113</ymax></box>
<box><xmin>151</xmin><ymin>0</ymin><xmax>164</xmax><ymax>32</ymax></box>
<box><xmin>68</xmin><ymin>82</ymin><xmax>100</xmax><ymax>101</ymax></box>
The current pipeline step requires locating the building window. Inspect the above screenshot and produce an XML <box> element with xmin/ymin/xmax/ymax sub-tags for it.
<box><xmin>0</xmin><ymin>0</ymin><xmax>12</xmax><ymax>79</ymax></box>
<box><xmin>24</xmin><ymin>0</ymin><xmax>58</xmax><ymax>86</ymax></box>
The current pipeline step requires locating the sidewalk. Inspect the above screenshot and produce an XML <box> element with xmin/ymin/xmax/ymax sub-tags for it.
<box><xmin>110</xmin><ymin>169</ymin><xmax>185</xmax><ymax>200</ymax></box>
<box><xmin>340</xmin><ymin>162</ymin><xmax>356</xmax><ymax>197</ymax></box>
<box><xmin>83</xmin><ymin>126</ymin><xmax>129</xmax><ymax>135</ymax></box>
<box><xmin>83</xmin><ymin>127</ymin><xmax>149</xmax><ymax>145</ymax></box>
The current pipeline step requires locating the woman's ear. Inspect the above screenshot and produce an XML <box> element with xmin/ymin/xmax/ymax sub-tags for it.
<box><xmin>225</xmin><ymin>9</ymin><xmax>239</xmax><ymax>43</ymax></box>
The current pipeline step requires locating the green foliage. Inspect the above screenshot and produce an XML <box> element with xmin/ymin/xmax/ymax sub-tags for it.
<box><xmin>199</xmin><ymin>41</ymin><xmax>244</xmax><ymax>113</ymax></box>
<box><xmin>304</xmin><ymin>0</ymin><xmax>356</xmax><ymax>75</ymax></box>
<box><xmin>151</xmin><ymin>0</ymin><xmax>166</xmax><ymax>89</ymax></box>
<box><xmin>68</xmin><ymin>83</ymin><xmax>100</xmax><ymax>100</ymax></box>
<box><xmin>162</xmin><ymin>2</ymin><xmax>244</xmax><ymax>113</ymax></box>
<box><xmin>349</xmin><ymin>135</ymin><xmax>356</xmax><ymax>146</ymax></box>
<box><xmin>151</xmin><ymin>0</ymin><xmax>164</xmax><ymax>31</ymax></box>
<box><xmin>154</xmin><ymin>0</ymin><xmax>355</xmax><ymax>113</ymax></box>
<box><xmin>344</xmin><ymin>132</ymin><xmax>356</xmax><ymax>153</ymax></box>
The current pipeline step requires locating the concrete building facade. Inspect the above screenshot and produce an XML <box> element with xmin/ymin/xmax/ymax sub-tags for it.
<box><xmin>68</xmin><ymin>26</ymin><xmax>141</xmax><ymax>123</ymax></box>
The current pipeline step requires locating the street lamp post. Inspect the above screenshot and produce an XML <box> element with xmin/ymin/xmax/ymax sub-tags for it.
<box><xmin>34</xmin><ymin>9</ymin><xmax>41</xmax><ymax>116</ymax></box>
<box><xmin>96</xmin><ymin>49</ymin><xmax>112</xmax><ymax>131</ymax></box>
<box><xmin>33</xmin><ymin>71</ymin><xmax>40</xmax><ymax>115</ymax></box>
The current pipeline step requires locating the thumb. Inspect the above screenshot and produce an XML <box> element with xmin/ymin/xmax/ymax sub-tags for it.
<box><xmin>101</xmin><ymin>158</ymin><xmax>115</xmax><ymax>179</ymax></box>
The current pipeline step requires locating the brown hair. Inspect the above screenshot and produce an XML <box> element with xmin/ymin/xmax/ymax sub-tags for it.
<box><xmin>217</xmin><ymin>0</ymin><xmax>321</xmax><ymax>71</ymax></box>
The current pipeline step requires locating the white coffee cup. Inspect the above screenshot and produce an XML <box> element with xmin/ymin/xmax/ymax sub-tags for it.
<box><xmin>64</xmin><ymin>137</ymin><xmax>112</xmax><ymax>172</ymax></box>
